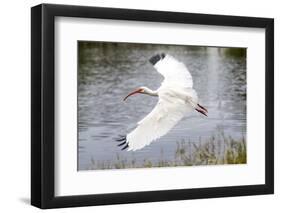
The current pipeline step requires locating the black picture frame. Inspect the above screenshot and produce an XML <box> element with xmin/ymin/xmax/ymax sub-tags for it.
<box><xmin>31</xmin><ymin>3</ymin><xmax>274</xmax><ymax>209</ymax></box>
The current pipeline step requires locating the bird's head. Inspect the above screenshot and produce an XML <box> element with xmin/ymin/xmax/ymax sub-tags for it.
<box><xmin>123</xmin><ymin>87</ymin><xmax>151</xmax><ymax>101</ymax></box>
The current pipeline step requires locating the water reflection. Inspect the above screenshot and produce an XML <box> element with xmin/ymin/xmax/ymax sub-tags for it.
<box><xmin>78</xmin><ymin>42</ymin><xmax>246</xmax><ymax>170</ymax></box>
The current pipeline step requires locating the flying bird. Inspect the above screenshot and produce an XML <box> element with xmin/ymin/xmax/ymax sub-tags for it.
<box><xmin>117</xmin><ymin>53</ymin><xmax>208</xmax><ymax>151</ymax></box>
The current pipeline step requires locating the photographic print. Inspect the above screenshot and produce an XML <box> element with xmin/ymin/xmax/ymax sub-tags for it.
<box><xmin>78</xmin><ymin>41</ymin><xmax>246</xmax><ymax>171</ymax></box>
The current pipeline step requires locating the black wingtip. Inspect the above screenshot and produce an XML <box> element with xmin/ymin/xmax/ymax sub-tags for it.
<box><xmin>149</xmin><ymin>53</ymin><xmax>166</xmax><ymax>65</ymax></box>
<box><xmin>116</xmin><ymin>136</ymin><xmax>129</xmax><ymax>151</ymax></box>
<box><xmin>116</xmin><ymin>136</ymin><xmax>126</xmax><ymax>142</ymax></box>
<box><xmin>117</xmin><ymin>141</ymin><xmax>126</xmax><ymax>147</ymax></box>
<box><xmin>121</xmin><ymin>144</ymin><xmax>129</xmax><ymax>150</ymax></box>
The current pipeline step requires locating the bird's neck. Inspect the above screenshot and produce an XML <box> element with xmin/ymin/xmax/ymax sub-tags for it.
<box><xmin>145</xmin><ymin>88</ymin><xmax>158</xmax><ymax>97</ymax></box>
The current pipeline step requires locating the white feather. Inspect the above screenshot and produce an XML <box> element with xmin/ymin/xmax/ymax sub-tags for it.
<box><xmin>154</xmin><ymin>54</ymin><xmax>193</xmax><ymax>88</ymax></box>
<box><xmin>127</xmin><ymin>87</ymin><xmax>194</xmax><ymax>151</ymax></box>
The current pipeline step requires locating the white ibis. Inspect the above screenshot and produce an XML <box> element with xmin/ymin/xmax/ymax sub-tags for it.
<box><xmin>117</xmin><ymin>53</ymin><xmax>208</xmax><ymax>151</ymax></box>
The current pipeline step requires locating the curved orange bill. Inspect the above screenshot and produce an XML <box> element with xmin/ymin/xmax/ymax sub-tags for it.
<box><xmin>123</xmin><ymin>88</ymin><xmax>143</xmax><ymax>101</ymax></box>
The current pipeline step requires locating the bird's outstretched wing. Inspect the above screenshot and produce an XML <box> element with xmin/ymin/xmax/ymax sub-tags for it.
<box><xmin>149</xmin><ymin>53</ymin><xmax>193</xmax><ymax>88</ymax></box>
<box><xmin>119</xmin><ymin>95</ymin><xmax>192</xmax><ymax>151</ymax></box>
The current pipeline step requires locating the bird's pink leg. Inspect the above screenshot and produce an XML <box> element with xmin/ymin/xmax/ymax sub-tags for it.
<box><xmin>196</xmin><ymin>104</ymin><xmax>208</xmax><ymax>117</ymax></box>
<box><xmin>197</xmin><ymin>103</ymin><xmax>208</xmax><ymax>113</ymax></box>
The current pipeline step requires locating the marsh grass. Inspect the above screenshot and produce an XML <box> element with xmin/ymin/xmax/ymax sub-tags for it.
<box><xmin>88</xmin><ymin>134</ymin><xmax>246</xmax><ymax>170</ymax></box>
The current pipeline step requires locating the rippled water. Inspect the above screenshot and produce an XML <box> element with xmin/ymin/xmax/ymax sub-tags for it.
<box><xmin>78</xmin><ymin>42</ymin><xmax>246</xmax><ymax>170</ymax></box>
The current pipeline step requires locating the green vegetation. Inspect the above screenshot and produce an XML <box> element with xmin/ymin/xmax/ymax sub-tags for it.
<box><xmin>223</xmin><ymin>48</ymin><xmax>246</xmax><ymax>58</ymax></box>
<box><xmin>88</xmin><ymin>134</ymin><xmax>246</xmax><ymax>170</ymax></box>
